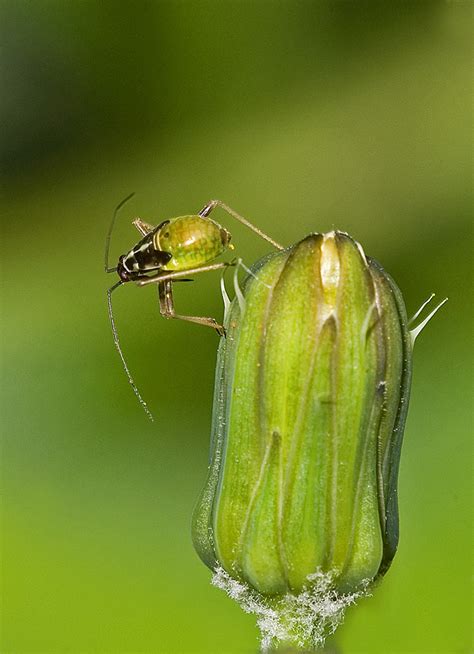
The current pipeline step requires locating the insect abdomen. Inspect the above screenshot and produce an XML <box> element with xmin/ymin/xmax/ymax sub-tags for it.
<box><xmin>156</xmin><ymin>215</ymin><xmax>230</xmax><ymax>271</ymax></box>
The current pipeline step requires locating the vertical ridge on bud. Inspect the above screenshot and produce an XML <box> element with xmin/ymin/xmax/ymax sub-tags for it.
<box><xmin>212</xmin><ymin>254</ymin><xmax>289</xmax><ymax>587</ymax></box>
<box><xmin>282</xmin><ymin>313</ymin><xmax>336</xmax><ymax>591</ymax></box>
<box><xmin>320</xmin><ymin>231</ymin><xmax>340</xmax><ymax>310</ymax></box>
<box><xmin>253</xmin><ymin>235</ymin><xmax>324</xmax><ymax>593</ymax></box>
<box><xmin>368</xmin><ymin>259</ymin><xmax>412</xmax><ymax>572</ymax></box>
<box><xmin>328</xmin><ymin>233</ymin><xmax>383</xmax><ymax>589</ymax></box>
<box><xmin>192</xmin><ymin>230</ymin><xmax>412</xmax><ymax>600</ymax></box>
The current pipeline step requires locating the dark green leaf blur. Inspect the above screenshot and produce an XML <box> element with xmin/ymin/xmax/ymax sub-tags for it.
<box><xmin>1</xmin><ymin>1</ymin><xmax>471</xmax><ymax>652</ymax></box>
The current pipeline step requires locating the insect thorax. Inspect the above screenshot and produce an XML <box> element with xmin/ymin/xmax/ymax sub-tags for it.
<box><xmin>123</xmin><ymin>232</ymin><xmax>171</xmax><ymax>274</ymax></box>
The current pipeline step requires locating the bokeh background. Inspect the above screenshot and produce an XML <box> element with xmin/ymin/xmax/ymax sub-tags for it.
<box><xmin>1</xmin><ymin>2</ymin><xmax>472</xmax><ymax>653</ymax></box>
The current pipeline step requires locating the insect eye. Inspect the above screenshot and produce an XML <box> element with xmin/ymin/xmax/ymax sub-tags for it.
<box><xmin>163</xmin><ymin>231</ymin><xmax>170</xmax><ymax>238</ymax></box>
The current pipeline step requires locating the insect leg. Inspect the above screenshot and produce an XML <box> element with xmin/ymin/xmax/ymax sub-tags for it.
<box><xmin>158</xmin><ymin>280</ymin><xmax>225</xmax><ymax>336</ymax></box>
<box><xmin>198</xmin><ymin>199</ymin><xmax>285</xmax><ymax>251</ymax></box>
<box><xmin>132</xmin><ymin>217</ymin><xmax>155</xmax><ymax>237</ymax></box>
<box><xmin>136</xmin><ymin>262</ymin><xmax>232</xmax><ymax>286</ymax></box>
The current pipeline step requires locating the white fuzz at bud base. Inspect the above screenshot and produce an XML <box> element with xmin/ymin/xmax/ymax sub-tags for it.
<box><xmin>212</xmin><ymin>566</ymin><xmax>370</xmax><ymax>652</ymax></box>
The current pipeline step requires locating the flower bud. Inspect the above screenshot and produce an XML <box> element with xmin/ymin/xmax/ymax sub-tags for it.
<box><xmin>192</xmin><ymin>232</ymin><xmax>415</xmax><ymax>643</ymax></box>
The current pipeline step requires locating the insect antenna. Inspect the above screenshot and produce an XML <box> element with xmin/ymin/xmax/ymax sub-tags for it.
<box><xmin>105</xmin><ymin>192</ymin><xmax>136</xmax><ymax>273</ymax></box>
<box><xmin>107</xmin><ymin>281</ymin><xmax>155</xmax><ymax>421</ymax></box>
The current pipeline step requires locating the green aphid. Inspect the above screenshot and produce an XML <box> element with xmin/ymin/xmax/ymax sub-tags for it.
<box><xmin>105</xmin><ymin>197</ymin><xmax>282</xmax><ymax>421</ymax></box>
<box><xmin>193</xmin><ymin>230</ymin><xmax>446</xmax><ymax>599</ymax></box>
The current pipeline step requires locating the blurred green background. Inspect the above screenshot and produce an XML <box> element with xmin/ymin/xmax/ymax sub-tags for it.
<box><xmin>1</xmin><ymin>1</ymin><xmax>472</xmax><ymax>653</ymax></box>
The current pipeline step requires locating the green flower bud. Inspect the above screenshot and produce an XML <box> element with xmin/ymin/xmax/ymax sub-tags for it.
<box><xmin>192</xmin><ymin>231</ymin><xmax>445</xmax><ymax>648</ymax></box>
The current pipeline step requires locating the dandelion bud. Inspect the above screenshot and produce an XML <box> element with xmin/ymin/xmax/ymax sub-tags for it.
<box><xmin>192</xmin><ymin>231</ymin><xmax>443</xmax><ymax>649</ymax></box>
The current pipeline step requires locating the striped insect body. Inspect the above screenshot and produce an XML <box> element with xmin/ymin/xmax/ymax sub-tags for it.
<box><xmin>117</xmin><ymin>215</ymin><xmax>232</xmax><ymax>282</ymax></box>
<box><xmin>105</xmin><ymin>196</ymin><xmax>282</xmax><ymax>419</ymax></box>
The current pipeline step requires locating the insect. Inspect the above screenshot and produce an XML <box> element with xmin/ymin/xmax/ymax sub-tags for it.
<box><xmin>105</xmin><ymin>195</ymin><xmax>284</xmax><ymax>419</ymax></box>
